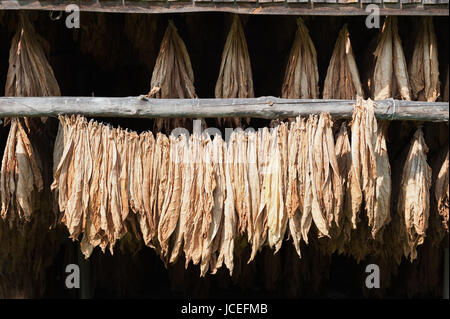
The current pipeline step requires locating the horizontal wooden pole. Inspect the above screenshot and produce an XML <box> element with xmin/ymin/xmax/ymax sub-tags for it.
<box><xmin>0</xmin><ymin>96</ymin><xmax>448</xmax><ymax>122</ymax></box>
<box><xmin>0</xmin><ymin>1</ymin><xmax>448</xmax><ymax>16</ymax></box>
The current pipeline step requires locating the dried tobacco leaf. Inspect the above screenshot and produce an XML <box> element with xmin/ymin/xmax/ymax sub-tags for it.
<box><xmin>147</xmin><ymin>20</ymin><xmax>197</xmax><ymax>132</ymax></box>
<box><xmin>248</xmin><ymin>128</ymin><xmax>270</xmax><ymax>263</ymax></box>
<box><xmin>215</xmin><ymin>132</ymin><xmax>237</xmax><ymax>275</ymax></box>
<box><xmin>281</xmin><ymin>18</ymin><xmax>319</xmax><ymax>99</ymax></box>
<box><xmin>323</xmin><ymin>24</ymin><xmax>363</xmax><ymax>100</ymax></box>
<box><xmin>371</xmin><ymin>17</ymin><xmax>411</xmax><ymax>100</ymax></box>
<box><xmin>409</xmin><ymin>17</ymin><xmax>440</xmax><ymax>102</ymax></box>
<box><xmin>0</xmin><ymin>14</ymin><xmax>62</xmax><ymax>297</ymax></box>
<box><xmin>335</xmin><ymin>122</ymin><xmax>362</xmax><ymax>246</ymax></box>
<box><xmin>202</xmin><ymin>135</ymin><xmax>226</xmax><ymax>276</ymax></box>
<box><xmin>287</xmin><ymin>118</ymin><xmax>303</xmax><ymax>257</ymax></box>
<box><xmin>2</xmin><ymin>14</ymin><xmax>60</xmax><ymax>223</ymax></box>
<box><xmin>350</xmin><ymin>99</ymin><xmax>391</xmax><ymax>238</ymax></box>
<box><xmin>215</xmin><ymin>14</ymin><xmax>254</xmax><ymax>127</ymax></box>
<box><xmin>398</xmin><ymin>128</ymin><xmax>432</xmax><ymax>261</ymax></box>
<box><xmin>159</xmin><ymin>135</ymin><xmax>185</xmax><ymax>258</ymax></box>
<box><xmin>266</xmin><ymin>126</ymin><xmax>287</xmax><ymax>252</ymax></box>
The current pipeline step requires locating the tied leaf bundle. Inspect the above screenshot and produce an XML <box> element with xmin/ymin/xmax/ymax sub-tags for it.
<box><xmin>370</xmin><ymin>17</ymin><xmax>411</xmax><ymax>100</ymax></box>
<box><xmin>1</xmin><ymin>14</ymin><xmax>60</xmax><ymax>223</ymax></box>
<box><xmin>281</xmin><ymin>18</ymin><xmax>319</xmax><ymax>99</ymax></box>
<box><xmin>147</xmin><ymin>20</ymin><xmax>198</xmax><ymax>133</ymax></box>
<box><xmin>398</xmin><ymin>128</ymin><xmax>432</xmax><ymax>261</ymax></box>
<box><xmin>0</xmin><ymin>14</ymin><xmax>62</xmax><ymax>298</ymax></box>
<box><xmin>323</xmin><ymin>24</ymin><xmax>363</xmax><ymax>100</ymax></box>
<box><xmin>215</xmin><ymin>14</ymin><xmax>254</xmax><ymax>127</ymax></box>
<box><xmin>409</xmin><ymin>17</ymin><xmax>440</xmax><ymax>102</ymax></box>
<box><xmin>350</xmin><ymin>99</ymin><xmax>391</xmax><ymax>239</ymax></box>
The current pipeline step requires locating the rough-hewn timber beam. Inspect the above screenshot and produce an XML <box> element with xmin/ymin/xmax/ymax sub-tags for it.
<box><xmin>0</xmin><ymin>96</ymin><xmax>448</xmax><ymax>122</ymax></box>
<box><xmin>0</xmin><ymin>1</ymin><xmax>448</xmax><ymax>16</ymax></box>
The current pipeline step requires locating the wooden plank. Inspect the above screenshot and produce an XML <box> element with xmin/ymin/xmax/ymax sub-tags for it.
<box><xmin>0</xmin><ymin>0</ymin><xmax>448</xmax><ymax>15</ymax></box>
<box><xmin>0</xmin><ymin>96</ymin><xmax>448</xmax><ymax>122</ymax></box>
<box><xmin>401</xmin><ymin>0</ymin><xmax>422</xmax><ymax>4</ymax></box>
<box><xmin>286</xmin><ymin>0</ymin><xmax>310</xmax><ymax>3</ymax></box>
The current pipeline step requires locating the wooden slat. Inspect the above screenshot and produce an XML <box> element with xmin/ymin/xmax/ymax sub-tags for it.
<box><xmin>286</xmin><ymin>0</ymin><xmax>310</xmax><ymax>3</ymax></box>
<box><xmin>0</xmin><ymin>96</ymin><xmax>448</xmax><ymax>122</ymax></box>
<box><xmin>401</xmin><ymin>0</ymin><xmax>422</xmax><ymax>4</ymax></box>
<box><xmin>0</xmin><ymin>0</ymin><xmax>448</xmax><ymax>15</ymax></box>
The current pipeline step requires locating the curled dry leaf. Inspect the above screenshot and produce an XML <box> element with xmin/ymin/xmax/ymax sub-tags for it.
<box><xmin>398</xmin><ymin>128</ymin><xmax>432</xmax><ymax>261</ymax></box>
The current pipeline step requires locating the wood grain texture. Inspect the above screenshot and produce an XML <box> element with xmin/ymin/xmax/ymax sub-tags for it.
<box><xmin>0</xmin><ymin>0</ymin><xmax>448</xmax><ymax>15</ymax></box>
<box><xmin>0</xmin><ymin>96</ymin><xmax>448</xmax><ymax>121</ymax></box>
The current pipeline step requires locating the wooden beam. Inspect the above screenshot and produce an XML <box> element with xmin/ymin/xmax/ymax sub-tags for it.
<box><xmin>0</xmin><ymin>96</ymin><xmax>448</xmax><ymax>121</ymax></box>
<box><xmin>0</xmin><ymin>0</ymin><xmax>448</xmax><ymax>16</ymax></box>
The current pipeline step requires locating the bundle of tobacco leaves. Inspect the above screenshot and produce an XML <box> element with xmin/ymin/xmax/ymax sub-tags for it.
<box><xmin>323</xmin><ymin>24</ymin><xmax>363</xmax><ymax>100</ymax></box>
<box><xmin>52</xmin><ymin>116</ymin><xmax>148</xmax><ymax>258</ymax></box>
<box><xmin>300</xmin><ymin>113</ymin><xmax>343</xmax><ymax>244</ymax></box>
<box><xmin>146</xmin><ymin>20</ymin><xmax>198</xmax><ymax>133</ymax></box>
<box><xmin>265</xmin><ymin>123</ymin><xmax>288</xmax><ymax>253</ymax></box>
<box><xmin>408</xmin><ymin>17</ymin><xmax>440</xmax><ymax>102</ymax></box>
<box><xmin>330</xmin><ymin>122</ymin><xmax>363</xmax><ymax>254</ymax></box>
<box><xmin>368</xmin><ymin>17</ymin><xmax>411</xmax><ymax>100</ymax></box>
<box><xmin>1</xmin><ymin>15</ymin><xmax>60</xmax><ymax>223</ymax></box>
<box><xmin>281</xmin><ymin>18</ymin><xmax>319</xmax><ymax>100</ymax></box>
<box><xmin>398</xmin><ymin>128</ymin><xmax>432</xmax><ymax>261</ymax></box>
<box><xmin>0</xmin><ymin>14</ymin><xmax>62</xmax><ymax>298</ymax></box>
<box><xmin>215</xmin><ymin>14</ymin><xmax>254</xmax><ymax>127</ymax></box>
<box><xmin>350</xmin><ymin>99</ymin><xmax>391</xmax><ymax>239</ymax></box>
<box><xmin>53</xmin><ymin>99</ymin><xmax>447</xmax><ymax>280</ymax></box>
